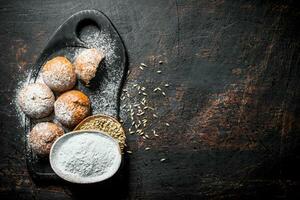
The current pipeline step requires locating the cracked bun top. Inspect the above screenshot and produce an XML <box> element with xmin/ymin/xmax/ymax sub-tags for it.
<box><xmin>54</xmin><ymin>90</ymin><xmax>90</xmax><ymax>128</ymax></box>
<box><xmin>42</xmin><ymin>56</ymin><xmax>76</xmax><ymax>92</ymax></box>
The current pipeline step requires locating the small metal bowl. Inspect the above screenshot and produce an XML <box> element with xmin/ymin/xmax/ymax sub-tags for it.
<box><xmin>49</xmin><ymin>130</ymin><xmax>122</xmax><ymax>184</ymax></box>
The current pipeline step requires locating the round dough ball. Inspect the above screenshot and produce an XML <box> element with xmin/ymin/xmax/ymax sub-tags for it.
<box><xmin>42</xmin><ymin>56</ymin><xmax>76</xmax><ymax>92</ymax></box>
<box><xmin>18</xmin><ymin>83</ymin><xmax>55</xmax><ymax>119</ymax></box>
<box><xmin>73</xmin><ymin>48</ymin><xmax>104</xmax><ymax>85</ymax></box>
<box><xmin>28</xmin><ymin>122</ymin><xmax>64</xmax><ymax>156</ymax></box>
<box><xmin>54</xmin><ymin>90</ymin><xmax>90</xmax><ymax>127</ymax></box>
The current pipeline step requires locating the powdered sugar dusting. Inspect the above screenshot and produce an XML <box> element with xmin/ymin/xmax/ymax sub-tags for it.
<box><xmin>17</xmin><ymin>83</ymin><xmax>55</xmax><ymax>119</ymax></box>
<box><xmin>78</xmin><ymin>26</ymin><xmax>117</xmax><ymax>66</ymax></box>
<box><xmin>13</xmin><ymin>69</ymin><xmax>32</xmax><ymax>128</ymax></box>
<box><xmin>76</xmin><ymin>25</ymin><xmax>123</xmax><ymax>117</ymax></box>
<box><xmin>74</xmin><ymin>48</ymin><xmax>104</xmax><ymax>84</ymax></box>
<box><xmin>54</xmin><ymin>102</ymin><xmax>73</xmax><ymax>125</ymax></box>
<box><xmin>42</xmin><ymin>57</ymin><xmax>76</xmax><ymax>92</ymax></box>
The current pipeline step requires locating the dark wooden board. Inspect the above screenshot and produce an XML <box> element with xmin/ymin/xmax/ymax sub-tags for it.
<box><xmin>24</xmin><ymin>10</ymin><xmax>127</xmax><ymax>182</ymax></box>
<box><xmin>0</xmin><ymin>0</ymin><xmax>300</xmax><ymax>199</ymax></box>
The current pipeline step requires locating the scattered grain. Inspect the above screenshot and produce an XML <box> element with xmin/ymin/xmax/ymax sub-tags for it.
<box><xmin>148</xmin><ymin>106</ymin><xmax>155</xmax><ymax>110</ymax></box>
<box><xmin>137</xmin><ymin>112</ymin><xmax>144</xmax><ymax>116</ymax></box>
<box><xmin>153</xmin><ymin>87</ymin><xmax>161</xmax><ymax>92</ymax></box>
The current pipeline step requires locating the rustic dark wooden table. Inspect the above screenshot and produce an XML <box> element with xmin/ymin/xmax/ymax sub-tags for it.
<box><xmin>1</xmin><ymin>0</ymin><xmax>300</xmax><ymax>199</ymax></box>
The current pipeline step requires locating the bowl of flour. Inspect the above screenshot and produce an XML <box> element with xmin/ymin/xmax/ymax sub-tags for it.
<box><xmin>49</xmin><ymin>130</ymin><xmax>122</xmax><ymax>184</ymax></box>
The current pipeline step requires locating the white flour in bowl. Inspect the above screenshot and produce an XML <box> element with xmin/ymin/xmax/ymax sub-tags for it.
<box><xmin>51</xmin><ymin>132</ymin><xmax>120</xmax><ymax>180</ymax></box>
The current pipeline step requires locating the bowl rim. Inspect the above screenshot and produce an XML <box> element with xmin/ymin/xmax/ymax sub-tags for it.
<box><xmin>74</xmin><ymin>114</ymin><xmax>125</xmax><ymax>132</ymax></box>
<box><xmin>49</xmin><ymin>130</ymin><xmax>122</xmax><ymax>184</ymax></box>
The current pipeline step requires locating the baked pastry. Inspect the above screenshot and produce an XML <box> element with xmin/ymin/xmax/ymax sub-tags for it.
<box><xmin>28</xmin><ymin>122</ymin><xmax>64</xmax><ymax>156</ymax></box>
<box><xmin>42</xmin><ymin>56</ymin><xmax>76</xmax><ymax>92</ymax></box>
<box><xmin>17</xmin><ymin>83</ymin><xmax>55</xmax><ymax>118</ymax></box>
<box><xmin>73</xmin><ymin>48</ymin><xmax>104</xmax><ymax>85</ymax></box>
<box><xmin>54</xmin><ymin>90</ymin><xmax>90</xmax><ymax>127</ymax></box>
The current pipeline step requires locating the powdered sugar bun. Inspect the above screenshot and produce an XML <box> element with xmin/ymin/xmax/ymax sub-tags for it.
<box><xmin>28</xmin><ymin>122</ymin><xmax>64</xmax><ymax>156</ymax></box>
<box><xmin>54</xmin><ymin>90</ymin><xmax>90</xmax><ymax>128</ymax></box>
<box><xmin>17</xmin><ymin>83</ymin><xmax>55</xmax><ymax>119</ymax></box>
<box><xmin>42</xmin><ymin>56</ymin><xmax>76</xmax><ymax>92</ymax></box>
<box><xmin>73</xmin><ymin>48</ymin><xmax>104</xmax><ymax>85</ymax></box>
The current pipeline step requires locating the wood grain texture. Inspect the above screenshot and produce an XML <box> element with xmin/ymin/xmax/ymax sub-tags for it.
<box><xmin>0</xmin><ymin>0</ymin><xmax>299</xmax><ymax>199</ymax></box>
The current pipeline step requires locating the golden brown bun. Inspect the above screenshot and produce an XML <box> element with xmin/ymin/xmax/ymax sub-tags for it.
<box><xmin>73</xmin><ymin>48</ymin><xmax>104</xmax><ymax>85</ymax></box>
<box><xmin>54</xmin><ymin>90</ymin><xmax>90</xmax><ymax>128</ymax></box>
<box><xmin>28</xmin><ymin>122</ymin><xmax>64</xmax><ymax>156</ymax></box>
<box><xmin>42</xmin><ymin>56</ymin><xmax>76</xmax><ymax>92</ymax></box>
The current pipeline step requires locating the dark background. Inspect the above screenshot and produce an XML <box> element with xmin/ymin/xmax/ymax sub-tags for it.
<box><xmin>1</xmin><ymin>0</ymin><xmax>300</xmax><ymax>199</ymax></box>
